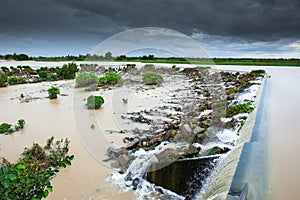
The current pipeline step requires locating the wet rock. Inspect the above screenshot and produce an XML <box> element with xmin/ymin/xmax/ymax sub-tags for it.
<box><xmin>199</xmin><ymin>101</ymin><xmax>212</xmax><ymax>111</ymax></box>
<box><xmin>155</xmin><ymin>148</ymin><xmax>176</xmax><ymax>160</ymax></box>
<box><xmin>173</xmin><ymin>123</ymin><xmax>194</xmax><ymax>142</ymax></box>
<box><xmin>193</xmin><ymin>126</ymin><xmax>206</xmax><ymax>134</ymax></box>
<box><xmin>118</xmin><ymin>154</ymin><xmax>129</xmax><ymax>167</ymax></box>
<box><xmin>130</xmin><ymin>115</ymin><xmax>152</xmax><ymax>124</ymax></box>
<box><xmin>202</xmin><ymin>146</ymin><xmax>231</xmax><ymax>156</ymax></box>
<box><xmin>126</xmin><ymin>138</ymin><xmax>140</xmax><ymax>150</ymax></box>
<box><xmin>182</xmin><ymin>144</ymin><xmax>199</xmax><ymax>158</ymax></box>
<box><xmin>173</xmin><ymin>105</ymin><xmax>182</xmax><ymax>112</ymax></box>
<box><xmin>193</xmin><ymin>132</ymin><xmax>207</xmax><ymax>143</ymax></box>
<box><xmin>132</xmin><ymin>177</ymin><xmax>142</xmax><ymax>190</ymax></box>
<box><xmin>111</xmin><ymin>161</ymin><xmax>120</xmax><ymax>168</ymax></box>
<box><xmin>181</xmin><ymin>124</ymin><xmax>192</xmax><ymax>137</ymax></box>
<box><xmin>107</xmin><ymin>147</ymin><xmax>128</xmax><ymax>158</ymax></box>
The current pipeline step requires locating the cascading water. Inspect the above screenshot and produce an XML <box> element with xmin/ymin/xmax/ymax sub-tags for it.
<box><xmin>195</xmin><ymin>144</ymin><xmax>244</xmax><ymax>200</ymax></box>
<box><xmin>107</xmin><ymin>142</ymin><xmax>186</xmax><ymax>200</ymax></box>
<box><xmin>107</xmin><ymin>75</ymin><xmax>265</xmax><ymax>200</ymax></box>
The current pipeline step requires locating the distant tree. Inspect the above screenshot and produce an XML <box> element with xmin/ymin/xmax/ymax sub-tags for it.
<box><xmin>47</xmin><ymin>86</ymin><xmax>60</xmax><ymax>99</ymax></box>
<box><xmin>104</xmin><ymin>52</ymin><xmax>113</xmax><ymax>60</ymax></box>
<box><xmin>0</xmin><ymin>71</ymin><xmax>8</xmax><ymax>87</ymax></box>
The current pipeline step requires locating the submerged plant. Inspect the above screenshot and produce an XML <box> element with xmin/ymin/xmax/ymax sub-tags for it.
<box><xmin>47</xmin><ymin>86</ymin><xmax>60</xmax><ymax>99</ymax></box>
<box><xmin>86</xmin><ymin>95</ymin><xmax>104</xmax><ymax>109</ymax></box>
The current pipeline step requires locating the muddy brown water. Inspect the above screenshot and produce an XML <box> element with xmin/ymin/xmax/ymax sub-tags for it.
<box><xmin>1</xmin><ymin>62</ymin><xmax>300</xmax><ymax>199</ymax></box>
<box><xmin>0</xmin><ymin>81</ymin><xmax>135</xmax><ymax>199</ymax></box>
<box><xmin>0</xmin><ymin>72</ymin><xmax>189</xmax><ymax>199</ymax></box>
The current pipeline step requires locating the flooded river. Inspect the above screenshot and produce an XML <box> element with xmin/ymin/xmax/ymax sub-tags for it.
<box><xmin>216</xmin><ymin>65</ymin><xmax>300</xmax><ymax>200</ymax></box>
<box><xmin>1</xmin><ymin>61</ymin><xmax>300</xmax><ymax>199</ymax></box>
<box><xmin>0</xmin><ymin>80</ymin><xmax>135</xmax><ymax>199</ymax></box>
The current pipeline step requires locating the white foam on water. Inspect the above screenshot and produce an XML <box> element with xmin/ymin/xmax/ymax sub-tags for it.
<box><xmin>217</xmin><ymin>129</ymin><xmax>239</xmax><ymax>144</ymax></box>
<box><xmin>107</xmin><ymin>142</ymin><xmax>186</xmax><ymax>200</ymax></box>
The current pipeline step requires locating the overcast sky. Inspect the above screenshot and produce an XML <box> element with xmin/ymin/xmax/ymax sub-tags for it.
<box><xmin>1</xmin><ymin>0</ymin><xmax>300</xmax><ymax>58</ymax></box>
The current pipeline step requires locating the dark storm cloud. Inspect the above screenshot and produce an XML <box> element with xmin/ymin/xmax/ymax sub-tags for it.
<box><xmin>0</xmin><ymin>0</ymin><xmax>299</xmax><ymax>56</ymax></box>
<box><xmin>1</xmin><ymin>0</ymin><xmax>300</xmax><ymax>39</ymax></box>
<box><xmin>52</xmin><ymin>0</ymin><xmax>300</xmax><ymax>40</ymax></box>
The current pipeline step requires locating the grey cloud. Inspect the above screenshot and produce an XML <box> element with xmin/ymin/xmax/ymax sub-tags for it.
<box><xmin>0</xmin><ymin>0</ymin><xmax>299</xmax><ymax>56</ymax></box>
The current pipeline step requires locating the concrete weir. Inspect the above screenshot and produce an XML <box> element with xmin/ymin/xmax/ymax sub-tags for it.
<box><xmin>146</xmin><ymin>77</ymin><xmax>267</xmax><ymax>200</ymax></box>
<box><xmin>147</xmin><ymin>156</ymin><xmax>220</xmax><ymax>199</ymax></box>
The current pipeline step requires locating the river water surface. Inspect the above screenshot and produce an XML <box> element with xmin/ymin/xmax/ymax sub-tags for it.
<box><xmin>0</xmin><ymin>62</ymin><xmax>300</xmax><ymax>199</ymax></box>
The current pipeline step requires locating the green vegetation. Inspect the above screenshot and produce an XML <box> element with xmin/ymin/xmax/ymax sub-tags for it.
<box><xmin>226</xmin><ymin>102</ymin><xmax>254</xmax><ymax>118</ymax></box>
<box><xmin>0</xmin><ymin>119</ymin><xmax>26</xmax><ymax>135</ymax></box>
<box><xmin>2</xmin><ymin>53</ymin><xmax>300</xmax><ymax>66</ymax></box>
<box><xmin>192</xmin><ymin>77</ymin><xmax>204</xmax><ymax>82</ymax></box>
<box><xmin>8</xmin><ymin>76</ymin><xmax>26</xmax><ymax>85</ymax></box>
<box><xmin>142</xmin><ymin>72</ymin><xmax>164</xmax><ymax>85</ymax></box>
<box><xmin>0</xmin><ymin>137</ymin><xmax>74</xmax><ymax>199</ymax></box>
<box><xmin>17</xmin><ymin>119</ymin><xmax>25</xmax><ymax>129</ymax></box>
<box><xmin>75</xmin><ymin>72</ymin><xmax>98</xmax><ymax>87</ymax></box>
<box><xmin>86</xmin><ymin>95</ymin><xmax>104</xmax><ymax>109</ymax></box>
<box><xmin>98</xmin><ymin>72</ymin><xmax>121</xmax><ymax>85</ymax></box>
<box><xmin>57</xmin><ymin>62</ymin><xmax>79</xmax><ymax>79</ymax></box>
<box><xmin>0</xmin><ymin>53</ymin><xmax>31</xmax><ymax>61</ymax></box>
<box><xmin>0</xmin><ymin>123</ymin><xmax>13</xmax><ymax>134</ymax></box>
<box><xmin>47</xmin><ymin>86</ymin><xmax>60</xmax><ymax>99</ymax></box>
<box><xmin>140</xmin><ymin>64</ymin><xmax>156</xmax><ymax>72</ymax></box>
<box><xmin>104</xmin><ymin>72</ymin><xmax>121</xmax><ymax>84</ymax></box>
<box><xmin>0</xmin><ymin>71</ymin><xmax>8</xmax><ymax>87</ymax></box>
<box><xmin>250</xmin><ymin>69</ymin><xmax>266</xmax><ymax>77</ymax></box>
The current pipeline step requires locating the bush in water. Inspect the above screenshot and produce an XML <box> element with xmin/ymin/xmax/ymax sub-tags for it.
<box><xmin>86</xmin><ymin>95</ymin><xmax>104</xmax><ymax>109</ymax></box>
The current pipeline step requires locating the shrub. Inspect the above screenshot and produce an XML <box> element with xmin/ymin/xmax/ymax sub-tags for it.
<box><xmin>48</xmin><ymin>74</ymin><xmax>58</xmax><ymax>81</ymax></box>
<box><xmin>250</xmin><ymin>69</ymin><xmax>266</xmax><ymax>77</ymax></box>
<box><xmin>140</xmin><ymin>64</ymin><xmax>156</xmax><ymax>72</ymax></box>
<box><xmin>0</xmin><ymin>71</ymin><xmax>8</xmax><ymax>87</ymax></box>
<box><xmin>104</xmin><ymin>72</ymin><xmax>121</xmax><ymax>84</ymax></box>
<box><xmin>17</xmin><ymin>119</ymin><xmax>25</xmax><ymax>129</ymax></box>
<box><xmin>98</xmin><ymin>72</ymin><xmax>121</xmax><ymax>85</ymax></box>
<box><xmin>0</xmin><ymin>119</ymin><xmax>26</xmax><ymax>135</ymax></box>
<box><xmin>98</xmin><ymin>76</ymin><xmax>108</xmax><ymax>85</ymax></box>
<box><xmin>86</xmin><ymin>95</ymin><xmax>104</xmax><ymax>109</ymax></box>
<box><xmin>57</xmin><ymin>62</ymin><xmax>79</xmax><ymax>80</ymax></box>
<box><xmin>75</xmin><ymin>72</ymin><xmax>98</xmax><ymax>87</ymax></box>
<box><xmin>142</xmin><ymin>72</ymin><xmax>163</xmax><ymax>85</ymax></box>
<box><xmin>8</xmin><ymin>76</ymin><xmax>26</xmax><ymax>85</ymax></box>
<box><xmin>0</xmin><ymin>123</ymin><xmax>13</xmax><ymax>134</ymax></box>
<box><xmin>0</xmin><ymin>137</ymin><xmax>74</xmax><ymax>199</ymax></box>
<box><xmin>226</xmin><ymin>102</ymin><xmax>254</xmax><ymax>118</ymax></box>
<box><xmin>47</xmin><ymin>86</ymin><xmax>60</xmax><ymax>99</ymax></box>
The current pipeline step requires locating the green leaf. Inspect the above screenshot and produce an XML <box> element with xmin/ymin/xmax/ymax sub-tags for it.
<box><xmin>16</xmin><ymin>164</ymin><xmax>26</xmax><ymax>170</ymax></box>
<box><xmin>6</xmin><ymin>173</ymin><xmax>17</xmax><ymax>180</ymax></box>
<box><xmin>65</xmin><ymin>160</ymin><xmax>71</xmax><ymax>165</ymax></box>
<box><xmin>43</xmin><ymin>189</ymin><xmax>49</xmax><ymax>198</ymax></box>
<box><xmin>48</xmin><ymin>186</ymin><xmax>53</xmax><ymax>193</ymax></box>
<box><xmin>69</xmin><ymin>155</ymin><xmax>74</xmax><ymax>160</ymax></box>
<box><xmin>1</xmin><ymin>180</ymin><xmax>10</xmax><ymax>188</ymax></box>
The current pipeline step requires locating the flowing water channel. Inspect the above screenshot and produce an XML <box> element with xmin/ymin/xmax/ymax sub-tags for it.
<box><xmin>1</xmin><ymin>62</ymin><xmax>300</xmax><ymax>199</ymax></box>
